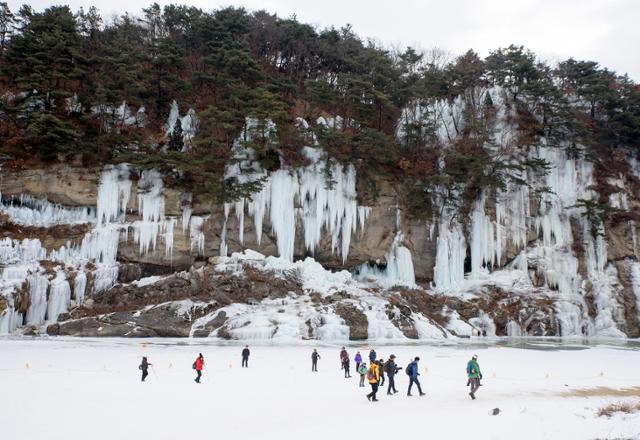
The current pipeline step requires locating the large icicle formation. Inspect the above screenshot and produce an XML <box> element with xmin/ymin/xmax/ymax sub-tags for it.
<box><xmin>0</xmin><ymin>163</ymin><xmax>193</xmax><ymax>333</ymax></box>
<box><xmin>0</xmin><ymin>165</ymin><xmax>131</xmax><ymax>332</ymax></box>
<box><xmin>404</xmin><ymin>86</ymin><xmax>640</xmax><ymax>337</ymax></box>
<box><xmin>223</xmin><ymin>118</ymin><xmax>370</xmax><ymax>262</ymax></box>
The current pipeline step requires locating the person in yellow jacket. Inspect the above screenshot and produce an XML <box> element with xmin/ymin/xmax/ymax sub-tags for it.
<box><xmin>366</xmin><ymin>361</ymin><xmax>381</xmax><ymax>402</ymax></box>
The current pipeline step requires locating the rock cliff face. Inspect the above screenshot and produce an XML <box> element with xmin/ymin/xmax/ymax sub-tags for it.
<box><xmin>2</xmin><ymin>89</ymin><xmax>640</xmax><ymax>340</ymax></box>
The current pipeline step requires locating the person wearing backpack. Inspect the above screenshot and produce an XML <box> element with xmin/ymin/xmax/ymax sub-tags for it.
<box><xmin>193</xmin><ymin>353</ymin><xmax>204</xmax><ymax>383</ymax></box>
<box><xmin>340</xmin><ymin>347</ymin><xmax>348</xmax><ymax>366</ymax></box>
<box><xmin>241</xmin><ymin>345</ymin><xmax>250</xmax><ymax>368</ymax></box>
<box><xmin>343</xmin><ymin>354</ymin><xmax>351</xmax><ymax>378</ymax></box>
<box><xmin>466</xmin><ymin>354</ymin><xmax>482</xmax><ymax>400</ymax></box>
<box><xmin>366</xmin><ymin>361</ymin><xmax>381</xmax><ymax>402</ymax></box>
<box><xmin>385</xmin><ymin>355</ymin><xmax>400</xmax><ymax>395</ymax></box>
<box><xmin>139</xmin><ymin>356</ymin><xmax>151</xmax><ymax>382</ymax></box>
<box><xmin>311</xmin><ymin>349</ymin><xmax>321</xmax><ymax>372</ymax></box>
<box><xmin>377</xmin><ymin>359</ymin><xmax>385</xmax><ymax>386</ymax></box>
<box><xmin>407</xmin><ymin>357</ymin><xmax>425</xmax><ymax>396</ymax></box>
<box><xmin>354</xmin><ymin>351</ymin><xmax>362</xmax><ymax>371</ymax></box>
<box><xmin>357</xmin><ymin>362</ymin><xmax>368</xmax><ymax>387</ymax></box>
<box><xmin>368</xmin><ymin>349</ymin><xmax>377</xmax><ymax>364</ymax></box>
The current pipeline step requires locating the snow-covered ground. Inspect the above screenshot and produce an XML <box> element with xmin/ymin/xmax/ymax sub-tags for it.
<box><xmin>0</xmin><ymin>338</ymin><xmax>638</xmax><ymax>439</ymax></box>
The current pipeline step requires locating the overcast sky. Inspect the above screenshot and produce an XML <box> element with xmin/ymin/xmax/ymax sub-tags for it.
<box><xmin>9</xmin><ymin>0</ymin><xmax>639</xmax><ymax>80</ymax></box>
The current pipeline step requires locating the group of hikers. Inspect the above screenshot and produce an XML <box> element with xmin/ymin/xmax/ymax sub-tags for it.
<box><xmin>325</xmin><ymin>347</ymin><xmax>482</xmax><ymax>402</ymax></box>
<box><xmin>332</xmin><ymin>347</ymin><xmax>425</xmax><ymax>401</ymax></box>
<box><xmin>139</xmin><ymin>345</ymin><xmax>483</xmax><ymax>401</ymax></box>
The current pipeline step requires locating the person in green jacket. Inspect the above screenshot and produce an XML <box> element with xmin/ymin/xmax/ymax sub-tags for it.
<box><xmin>466</xmin><ymin>354</ymin><xmax>482</xmax><ymax>400</ymax></box>
<box><xmin>358</xmin><ymin>362</ymin><xmax>368</xmax><ymax>387</ymax></box>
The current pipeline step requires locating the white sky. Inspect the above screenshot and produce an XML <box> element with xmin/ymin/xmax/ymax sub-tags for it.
<box><xmin>9</xmin><ymin>0</ymin><xmax>640</xmax><ymax>81</ymax></box>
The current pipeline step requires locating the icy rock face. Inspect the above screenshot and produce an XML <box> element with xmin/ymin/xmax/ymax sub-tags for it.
<box><xmin>427</xmin><ymin>142</ymin><xmax>633</xmax><ymax>337</ymax></box>
<box><xmin>396</xmin><ymin>87</ymin><xmax>638</xmax><ymax>338</ymax></box>
<box><xmin>355</xmin><ymin>210</ymin><xmax>416</xmax><ymax>287</ymax></box>
<box><xmin>0</xmin><ymin>164</ymin><xmax>202</xmax><ymax>333</ymax></box>
<box><xmin>189</xmin><ymin>251</ymin><xmax>445</xmax><ymax>341</ymax></box>
<box><xmin>222</xmin><ymin>118</ymin><xmax>370</xmax><ymax>263</ymax></box>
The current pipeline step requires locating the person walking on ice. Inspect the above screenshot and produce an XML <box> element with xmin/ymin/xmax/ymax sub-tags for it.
<box><xmin>242</xmin><ymin>345</ymin><xmax>250</xmax><ymax>368</ymax></box>
<box><xmin>358</xmin><ymin>362</ymin><xmax>367</xmax><ymax>387</ymax></box>
<box><xmin>343</xmin><ymin>354</ymin><xmax>351</xmax><ymax>378</ymax></box>
<box><xmin>311</xmin><ymin>349</ymin><xmax>321</xmax><ymax>372</ymax></box>
<box><xmin>139</xmin><ymin>356</ymin><xmax>151</xmax><ymax>382</ymax></box>
<box><xmin>467</xmin><ymin>354</ymin><xmax>482</xmax><ymax>400</ymax></box>
<box><xmin>385</xmin><ymin>355</ymin><xmax>400</xmax><ymax>395</ymax></box>
<box><xmin>354</xmin><ymin>351</ymin><xmax>362</xmax><ymax>371</ymax></box>
<box><xmin>368</xmin><ymin>349</ymin><xmax>377</xmax><ymax>364</ymax></box>
<box><xmin>193</xmin><ymin>353</ymin><xmax>205</xmax><ymax>383</ymax></box>
<box><xmin>366</xmin><ymin>361</ymin><xmax>380</xmax><ymax>402</ymax></box>
<box><xmin>339</xmin><ymin>347</ymin><xmax>348</xmax><ymax>370</ymax></box>
<box><xmin>407</xmin><ymin>357</ymin><xmax>425</xmax><ymax>396</ymax></box>
<box><xmin>377</xmin><ymin>359</ymin><xmax>385</xmax><ymax>386</ymax></box>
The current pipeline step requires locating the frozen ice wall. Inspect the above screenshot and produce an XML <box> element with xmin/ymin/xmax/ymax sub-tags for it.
<box><xmin>0</xmin><ymin>163</ymin><xmax>198</xmax><ymax>333</ymax></box>
<box><xmin>223</xmin><ymin>119</ymin><xmax>370</xmax><ymax>263</ymax></box>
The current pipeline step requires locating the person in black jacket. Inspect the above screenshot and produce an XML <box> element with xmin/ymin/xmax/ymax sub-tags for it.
<box><xmin>343</xmin><ymin>355</ymin><xmax>351</xmax><ymax>378</ymax></box>
<box><xmin>242</xmin><ymin>345</ymin><xmax>250</xmax><ymax>368</ymax></box>
<box><xmin>139</xmin><ymin>356</ymin><xmax>151</xmax><ymax>382</ymax></box>
<box><xmin>385</xmin><ymin>355</ymin><xmax>400</xmax><ymax>395</ymax></box>
<box><xmin>311</xmin><ymin>349</ymin><xmax>321</xmax><ymax>372</ymax></box>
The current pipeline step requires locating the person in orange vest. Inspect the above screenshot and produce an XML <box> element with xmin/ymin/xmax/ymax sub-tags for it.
<box><xmin>366</xmin><ymin>361</ymin><xmax>381</xmax><ymax>402</ymax></box>
<box><xmin>193</xmin><ymin>353</ymin><xmax>205</xmax><ymax>383</ymax></box>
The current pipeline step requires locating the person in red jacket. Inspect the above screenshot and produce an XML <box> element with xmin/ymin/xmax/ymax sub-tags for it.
<box><xmin>193</xmin><ymin>353</ymin><xmax>205</xmax><ymax>383</ymax></box>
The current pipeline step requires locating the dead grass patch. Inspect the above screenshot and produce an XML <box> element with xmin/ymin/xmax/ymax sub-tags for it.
<box><xmin>561</xmin><ymin>386</ymin><xmax>640</xmax><ymax>398</ymax></box>
<box><xmin>597</xmin><ymin>401</ymin><xmax>640</xmax><ymax>418</ymax></box>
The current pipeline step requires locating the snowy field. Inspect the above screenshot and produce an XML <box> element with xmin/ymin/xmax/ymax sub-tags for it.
<box><xmin>1</xmin><ymin>338</ymin><xmax>639</xmax><ymax>440</ymax></box>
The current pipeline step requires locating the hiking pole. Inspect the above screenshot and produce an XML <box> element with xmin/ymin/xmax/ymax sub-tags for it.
<box><xmin>204</xmin><ymin>366</ymin><xmax>210</xmax><ymax>382</ymax></box>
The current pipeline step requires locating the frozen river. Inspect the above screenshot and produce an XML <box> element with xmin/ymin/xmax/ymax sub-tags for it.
<box><xmin>0</xmin><ymin>337</ymin><xmax>638</xmax><ymax>439</ymax></box>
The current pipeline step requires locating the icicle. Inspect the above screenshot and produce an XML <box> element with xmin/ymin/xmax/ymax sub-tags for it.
<box><xmin>74</xmin><ymin>271</ymin><xmax>87</xmax><ymax>305</ymax></box>
<box><xmin>190</xmin><ymin>216</ymin><xmax>206</xmax><ymax>255</ymax></box>
<box><xmin>433</xmin><ymin>219</ymin><xmax>466</xmax><ymax>290</ymax></box>
<box><xmin>470</xmin><ymin>191</ymin><xmax>495</xmax><ymax>276</ymax></box>
<box><xmin>46</xmin><ymin>271</ymin><xmax>71</xmax><ymax>323</ymax></box>
<box><xmin>270</xmin><ymin>170</ymin><xmax>297</xmax><ymax>261</ymax></box>
<box><xmin>97</xmin><ymin>164</ymin><xmax>131</xmax><ymax>225</ymax></box>
<box><xmin>0</xmin><ymin>194</ymin><xmax>95</xmax><ymax>226</ymax></box>
<box><xmin>356</xmin><ymin>233</ymin><xmax>416</xmax><ymax>287</ymax></box>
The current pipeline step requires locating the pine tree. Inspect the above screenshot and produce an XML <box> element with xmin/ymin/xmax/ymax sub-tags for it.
<box><xmin>168</xmin><ymin>117</ymin><xmax>184</xmax><ymax>152</ymax></box>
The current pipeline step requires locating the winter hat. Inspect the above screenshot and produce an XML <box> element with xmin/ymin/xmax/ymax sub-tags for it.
<box><xmin>389</xmin><ymin>354</ymin><xmax>396</xmax><ymax>359</ymax></box>
<box><xmin>472</xmin><ymin>354</ymin><xmax>478</xmax><ymax>360</ymax></box>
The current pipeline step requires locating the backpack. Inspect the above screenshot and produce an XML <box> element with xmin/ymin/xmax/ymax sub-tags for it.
<box><xmin>366</xmin><ymin>365</ymin><xmax>377</xmax><ymax>381</ymax></box>
<box><xmin>405</xmin><ymin>363</ymin><xmax>412</xmax><ymax>376</ymax></box>
<box><xmin>192</xmin><ymin>361</ymin><xmax>197</xmax><ymax>370</ymax></box>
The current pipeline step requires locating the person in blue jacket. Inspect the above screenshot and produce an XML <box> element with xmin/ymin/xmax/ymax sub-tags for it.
<box><xmin>368</xmin><ymin>349</ymin><xmax>377</xmax><ymax>363</ymax></box>
<box><xmin>407</xmin><ymin>356</ymin><xmax>425</xmax><ymax>396</ymax></box>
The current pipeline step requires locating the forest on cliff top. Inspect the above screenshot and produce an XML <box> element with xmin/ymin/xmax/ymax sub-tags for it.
<box><xmin>0</xmin><ymin>3</ymin><xmax>639</xmax><ymax>220</ymax></box>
